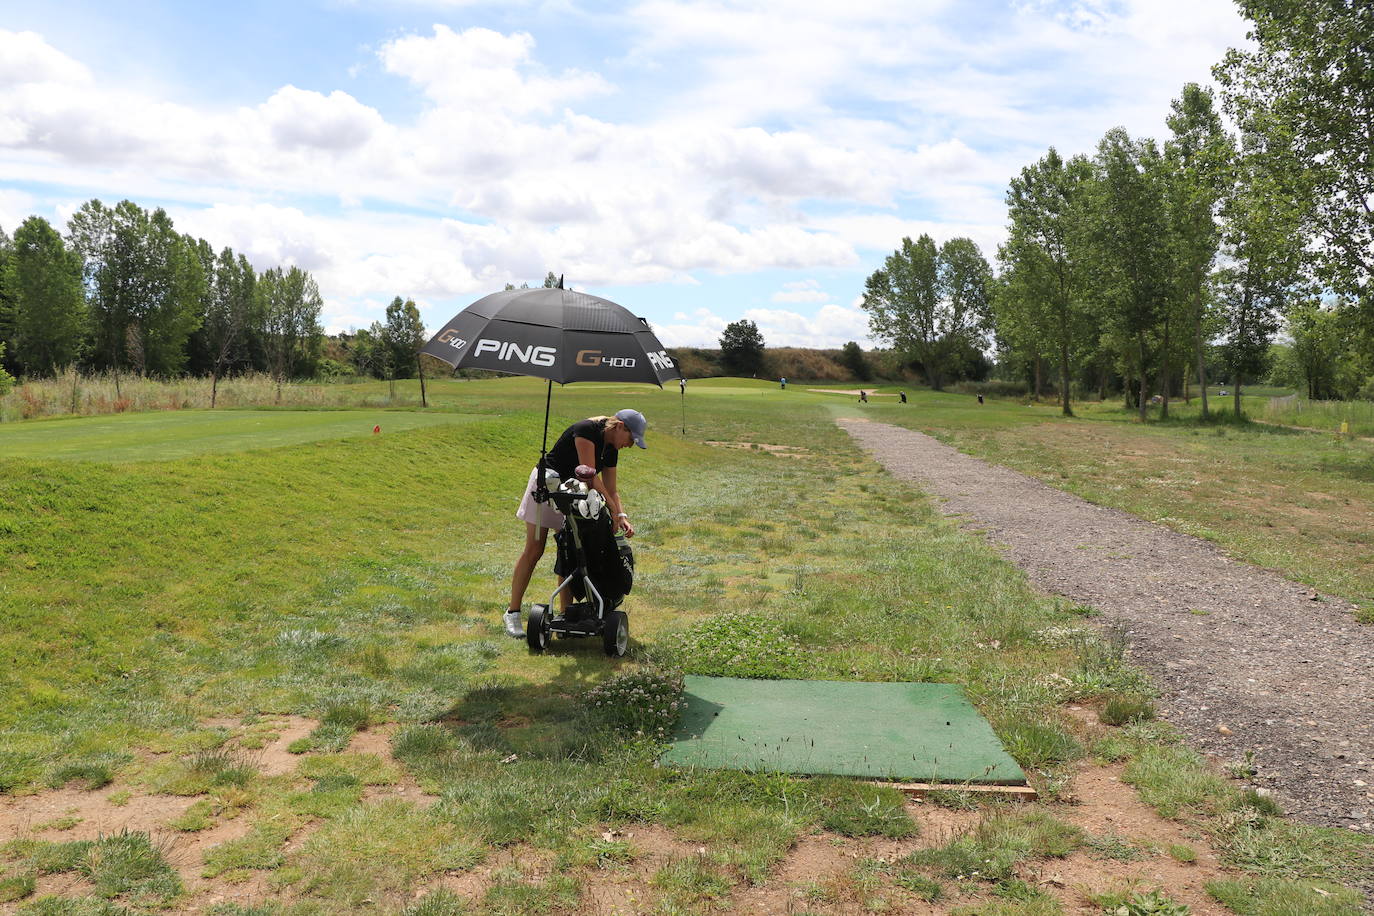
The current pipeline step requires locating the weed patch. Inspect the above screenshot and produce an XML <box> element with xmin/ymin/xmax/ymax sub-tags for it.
<box><xmin>667</xmin><ymin>611</ymin><xmax>807</xmax><ymax>679</ymax></box>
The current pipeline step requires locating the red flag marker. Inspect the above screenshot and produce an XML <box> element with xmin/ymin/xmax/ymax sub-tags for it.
<box><xmin>373</xmin><ymin>425</ymin><xmax>381</xmax><ymax>435</ymax></box>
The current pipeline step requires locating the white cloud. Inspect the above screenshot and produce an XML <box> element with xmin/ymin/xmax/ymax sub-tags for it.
<box><xmin>0</xmin><ymin>30</ymin><xmax>90</xmax><ymax>87</ymax></box>
<box><xmin>0</xmin><ymin>188</ymin><xmax>37</xmax><ymax>233</ymax></box>
<box><xmin>657</xmin><ymin>303</ymin><xmax>872</xmax><ymax>349</ymax></box>
<box><xmin>378</xmin><ymin>26</ymin><xmax>611</xmax><ymax>114</ymax></box>
<box><xmin>257</xmin><ymin>86</ymin><xmax>386</xmax><ymax>151</ymax></box>
<box><xmin>772</xmin><ymin>279</ymin><xmax>829</xmax><ymax>304</ymax></box>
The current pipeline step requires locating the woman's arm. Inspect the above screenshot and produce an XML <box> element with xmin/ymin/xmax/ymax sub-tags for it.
<box><xmin>595</xmin><ymin>466</ymin><xmax>634</xmax><ymax>537</ymax></box>
<box><xmin>574</xmin><ymin>436</ymin><xmax>635</xmax><ymax>536</ymax></box>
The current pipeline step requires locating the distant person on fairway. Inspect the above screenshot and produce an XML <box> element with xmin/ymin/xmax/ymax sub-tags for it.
<box><xmin>899</xmin><ymin>391</ymin><xmax>907</xmax><ymax>404</ymax></box>
<box><xmin>504</xmin><ymin>409</ymin><xmax>647</xmax><ymax>638</ymax></box>
<box><xmin>780</xmin><ymin>377</ymin><xmax>787</xmax><ymax>389</ymax></box>
<box><xmin>859</xmin><ymin>390</ymin><xmax>868</xmax><ymax>403</ymax></box>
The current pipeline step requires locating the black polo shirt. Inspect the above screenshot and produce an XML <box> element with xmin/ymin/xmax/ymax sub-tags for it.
<box><xmin>544</xmin><ymin>418</ymin><xmax>619</xmax><ymax>479</ymax></box>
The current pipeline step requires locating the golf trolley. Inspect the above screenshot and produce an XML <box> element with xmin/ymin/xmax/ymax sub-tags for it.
<box><xmin>527</xmin><ymin>466</ymin><xmax>634</xmax><ymax>657</ymax></box>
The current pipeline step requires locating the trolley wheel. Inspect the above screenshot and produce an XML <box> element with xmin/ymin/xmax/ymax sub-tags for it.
<box><xmin>602</xmin><ymin>610</ymin><xmax>629</xmax><ymax>657</ymax></box>
<box><xmin>527</xmin><ymin>604</ymin><xmax>551</xmax><ymax>653</ymax></box>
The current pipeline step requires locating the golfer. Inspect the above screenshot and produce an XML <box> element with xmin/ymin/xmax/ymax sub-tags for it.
<box><xmin>504</xmin><ymin>408</ymin><xmax>647</xmax><ymax>637</ymax></box>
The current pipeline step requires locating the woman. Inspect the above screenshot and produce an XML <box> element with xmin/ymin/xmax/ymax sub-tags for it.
<box><xmin>504</xmin><ymin>408</ymin><xmax>647</xmax><ymax>637</ymax></box>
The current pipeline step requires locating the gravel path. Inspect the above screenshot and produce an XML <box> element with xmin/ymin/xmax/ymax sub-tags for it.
<box><xmin>839</xmin><ymin>417</ymin><xmax>1374</xmax><ymax>834</ymax></box>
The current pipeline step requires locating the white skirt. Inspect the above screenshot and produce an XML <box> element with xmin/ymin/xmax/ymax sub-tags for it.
<box><xmin>516</xmin><ymin>466</ymin><xmax>565</xmax><ymax>530</ymax></box>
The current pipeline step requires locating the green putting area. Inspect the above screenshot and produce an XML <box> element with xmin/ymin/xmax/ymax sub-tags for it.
<box><xmin>0</xmin><ymin>408</ymin><xmax>481</xmax><ymax>462</ymax></box>
<box><xmin>663</xmin><ymin>676</ymin><xmax>1027</xmax><ymax>784</ymax></box>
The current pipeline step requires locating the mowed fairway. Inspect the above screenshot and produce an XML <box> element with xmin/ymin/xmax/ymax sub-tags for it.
<box><xmin>0</xmin><ymin>378</ymin><xmax>1369</xmax><ymax>914</ymax></box>
<box><xmin>0</xmin><ymin>408</ymin><xmax>481</xmax><ymax>462</ymax></box>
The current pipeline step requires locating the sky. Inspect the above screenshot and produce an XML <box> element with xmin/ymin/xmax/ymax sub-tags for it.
<box><xmin>0</xmin><ymin>0</ymin><xmax>1252</xmax><ymax>349</ymax></box>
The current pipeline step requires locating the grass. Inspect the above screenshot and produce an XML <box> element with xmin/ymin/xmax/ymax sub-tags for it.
<box><xmin>0</xmin><ymin>375</ymin><xmax>1371</xmax><ymax>912</ymax></box>
<box><xmin>871</xmin><ymin>389</ymin><xmax>1374</xmax><ymax>613</ymax></box>
<box><xmin>0</xmin><ymin>407</ymin><xmax>479</xmax><ymax>462</ymax></box>
<box><xmin>1206</xmin><ymin>876</ymin><xmax>1365</xmax><ymax>915</ymax></box>
<box><xmin>1265</xmin><ymin>395</ymin><xmax>1374</xmax><ymax>437</ymax></box>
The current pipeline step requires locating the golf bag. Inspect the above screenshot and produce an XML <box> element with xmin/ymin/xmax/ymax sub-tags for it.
<box><xmin>554</xmin><ymin>498</ymin><xmax>634</xmax><ymax>607</ymax></box>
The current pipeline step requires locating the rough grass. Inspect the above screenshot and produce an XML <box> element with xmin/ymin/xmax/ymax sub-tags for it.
<box><xmin>1265</xmin><ymin>395</ymin><xmax>1374</xmax><ymax>437</ymax></box>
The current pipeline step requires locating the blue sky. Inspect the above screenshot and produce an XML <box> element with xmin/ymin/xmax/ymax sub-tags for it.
<box><xmin>0</xmin><ymin>0</ymin><xmax>1250</xmax><ymax>348</ymax></box>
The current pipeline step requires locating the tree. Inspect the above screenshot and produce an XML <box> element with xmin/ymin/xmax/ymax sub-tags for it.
<box><xmin>862</xmin><ymin>234</ymin><xmax>991</xmax><ymax>390</ymax></box>
<box><xmin>1000</xmin><ymin>148</ymin><xmax>1095</xmax><ymax>415</ymax></box>
<box><xmin>543</xmin><ymin>272</ymin><xmax>560</xmax><ymax>288</ymax></box>
<box><xmin>1215</xmin><ymin>128</ymin><xmax>1307</xmax><ymax>415</ymax></box>
<box><xmin>66</xmin><ymin>199</ymin><xmax>123</xmax><ymax>380</ymax></box>
<box><xmin>0</xmin><ymin>343</ymin><xmax>13</xmax><ymax>395</ymax></box>
<box><xmin>382</xmin><ymin>296</ymin><xmax>428</xmax><ymax>406</ymax></box>
<box><xmin>719</xmin><ymin>319</ymin><xmax>765</xmax><ymax>376</ymax></box>
<box><xmin>259</xmin><ymin>266</ymin><xmax>323</xmax><ymax>401</ymax></box>
<box><xmin>1164</xmin><ymin>83</ymin><xmax>1234</xmax><ymax>419</ymax></box>
<box><xmin>838</xmin><ymin>341</ymin><xmax>871</xmax><ymax>381</ymax></box>
<box><xmin>204</xmin><ymin>248</ymin><xmax>256</xmax><ymax>407</ymax></box>
<box><xmin>1084</xmin><ymin>129</ymin><xmax>1171</xmax><ymax>421</ymax></box>
<box><xmin>1216</xmin><ymin>1</ymin><xmax>1374</xmax><ymax>311</ymax></box>
<box><xmin>7</xmin><ymin>216</ymin><xmax>86</xmax><ymax>376</ymax></box>
<box><xmin>0</xmin><ymin>226</ymin><xmax>13</xmax><ymax>375</ymax></box>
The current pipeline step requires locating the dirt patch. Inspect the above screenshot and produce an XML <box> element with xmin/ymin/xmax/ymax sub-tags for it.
<box><xmin>247</xmin><ymin>715</ymin><xmax>319</xmax><ymax>777</ymax></box>
<box><xmin>838</xmin><ymin>418</ymin><xmax>1374</xmax><ymax>834</ymax></box>
<box><xmin>348</xmin><ymin>724</ymin><xmax>397</xmax><ymax>758</ymax></box>
<box><xmin>702</xmin><ymin>440</ymin><xmax>811</xmax><ymax>457</ymax></box>
<box><xmin>414</xmin><ymin>845</ymin><xmax>556</xmax><ymax>902</ymax></box>
<box><xmin>1046</xmin><ymin>762</ymin><xmax>1233</xmax><ymax>914</ymax></box>
<box><xmin>0</xmin><ymin>783</ymin><xmax>197</xmax><ymax>840</ymax></box>
<box><xmin>807</xmin><ymin>389</ymin><xmax>899</xmax><ymax>397</ymax></box>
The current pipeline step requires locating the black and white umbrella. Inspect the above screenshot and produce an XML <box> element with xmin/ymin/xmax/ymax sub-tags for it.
<box><xmin>421</xmin><ymin>284</ymin><xmax>682</xmax><ymax>482</ymax></box>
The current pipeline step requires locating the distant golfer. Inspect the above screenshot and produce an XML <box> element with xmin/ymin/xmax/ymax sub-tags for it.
<box><xmin>780</xmin><ymin>376</ymin><xmax>787</xmax><ymax>389</ymax></box>
<box><xmin>859</xmin><ymin>390</ymin><xmax>868</xmax><ymax>403</ymax></box>
<box><xmin>504</xmin><ymin>409</ymin><xmax>647</xmax><ymax>637</ymax></box>
<box><xmin>899</xmin><ymin>391</ymin><xmax>907</xmax><ymax>404</ymax></box>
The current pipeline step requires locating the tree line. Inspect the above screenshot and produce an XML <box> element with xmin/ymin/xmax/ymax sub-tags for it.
<box><xmin>0</xmin><ymin>200</ymin><xmax>325</xmax><ymax>403</ymax></box>
<box><xmin>862</xmin><ymin>0</ymin><xmax>1372</xmax><ymax>416</ymax></box>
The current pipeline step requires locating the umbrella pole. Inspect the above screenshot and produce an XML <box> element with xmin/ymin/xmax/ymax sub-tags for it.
<box><xmin>680</xmin><ymin>384</ymin><xmax>685</xmax><ymax>436</ymax></box>
<box><xmin>537</xmin><ymin>379</ymin><xmax>553</xmax><ymax>500</ymax></box>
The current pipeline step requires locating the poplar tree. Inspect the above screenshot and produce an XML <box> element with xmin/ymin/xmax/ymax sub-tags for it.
<box><xmin>1215</xmin><ymin>129</ymin><xmax>1307</xmax><ymax>415</ymax></box>
<box><xmin>7</xmin><ymin>217</ymin><xmax>86</xmax><ymax>376</ymax></box>
<box><xmin>1164</xmin><ymin>83</ymin><xmax>1234</xmax><ymax>418</ymax></box>
<box><xmin>1086</xmin><ymin>129</ymin><xmax>1171</xmax><ymax>420</ymax></box>
<box><xmin>0</xmin><ymin>226</ymin><xmax>14</xmax><ymax>375</ymax></box>
<box><xmin>204</xmin><ymin>248</ymin><xmax>256</xmax><ymax>407</ymax></box>
<box><xmin>1000</xmin><ymin>148</ymin><xmax>1094</xmax><ymax>415</ymax></box>
<box><xmin>1217</xmin><ymin>0</ymin><xmax>1373</xmax><ymax>309</ymax></box>
<box><xmin>382</xmin><ymin>296</ymin><xmax>428</xmax><ymax>406</ymax></box>
<box><xmin>259</xmin><ymin>266</ymin><xmax>324</xmax><ymax>401</ymax></box>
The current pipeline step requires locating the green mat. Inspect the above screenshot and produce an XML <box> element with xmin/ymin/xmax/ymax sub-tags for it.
<box><xmin>662</xmin><ymin>677</ymin><xmax>1026</xmax><ymax>785</ymax></box>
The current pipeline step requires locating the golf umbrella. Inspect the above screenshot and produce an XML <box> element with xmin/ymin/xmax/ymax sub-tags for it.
<box><xmin>420</xmin><ymin>286</ymin><xmax>681</xmax><ymax>491</ymax></box>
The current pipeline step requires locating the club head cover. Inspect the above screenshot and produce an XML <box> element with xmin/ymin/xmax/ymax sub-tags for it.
<box><xmin>575</xmin><ymin>464</ymin><xmax>597</xmax><ymax>482</ymax></box>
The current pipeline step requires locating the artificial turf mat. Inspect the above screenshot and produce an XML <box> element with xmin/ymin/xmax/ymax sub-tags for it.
<box><xmin>662</xmin><ymin>676</ymin><xmax>1027</xmax><ymax>784</ymax></box>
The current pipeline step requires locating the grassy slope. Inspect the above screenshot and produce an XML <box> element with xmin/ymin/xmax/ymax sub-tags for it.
<box><xmin>0</xmin><ymin>408</ymin><xmax>481</xmax><ymax>462</ymax></box>
<box><xmin>0</xmin><ymin>378</ymin><xmax>1368</xmax><ymax>914</ymax></box>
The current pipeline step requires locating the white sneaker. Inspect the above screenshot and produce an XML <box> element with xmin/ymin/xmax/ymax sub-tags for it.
<box><xmin>503</xmin><ymin>610</ymin><xmax>524</xmax><ymax>638</ymax></box>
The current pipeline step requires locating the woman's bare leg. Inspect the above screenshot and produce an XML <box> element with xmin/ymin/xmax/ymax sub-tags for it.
<box><xmin>509</xmin><ymin>523</ymin><xmax>548</xmax><ymax>612</ymax></box>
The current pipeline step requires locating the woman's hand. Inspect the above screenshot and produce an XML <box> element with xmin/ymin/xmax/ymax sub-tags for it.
<box><xmin>615</xmin><ymin>513</ymin><xmax>636</xmax><ymax>538</ymax></box>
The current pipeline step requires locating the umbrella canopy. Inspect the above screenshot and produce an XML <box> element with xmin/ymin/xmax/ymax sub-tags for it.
<box><xmin>421</xmin><ymin>287</ymin><xmax>679</xmax><ymax>387</ymax></box>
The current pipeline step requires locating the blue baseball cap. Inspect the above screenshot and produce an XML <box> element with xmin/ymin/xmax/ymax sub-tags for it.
<box><xmin>616</xmin><ymin>408</ymin><xmax>648</xmax><ymax>448</ymax></box>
